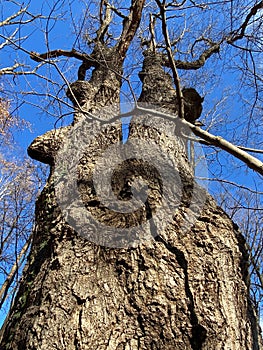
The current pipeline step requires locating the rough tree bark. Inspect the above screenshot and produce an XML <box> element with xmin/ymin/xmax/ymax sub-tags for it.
<box><xmin>1</xmin><ymin>3</ymin><xmax>262</xmax><ymax>350</ymax></box>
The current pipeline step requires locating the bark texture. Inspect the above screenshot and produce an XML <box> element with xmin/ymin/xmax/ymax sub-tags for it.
<box><xmin>1</xmin><ymin>46</ymin><xmax>262</xmax><ymax>350</ymax></box>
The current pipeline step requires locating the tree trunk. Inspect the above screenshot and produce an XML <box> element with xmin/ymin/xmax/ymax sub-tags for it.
<box><xmin>1</xmin><ymin>45</ymin><xmax>262</xmax><ymax>350</ymax></box>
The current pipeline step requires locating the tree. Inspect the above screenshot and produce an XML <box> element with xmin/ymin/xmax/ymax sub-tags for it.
<box><xmin>0</xmin><ymin>0</ymin><xmax>263</xmax><ymax>349</ymax></box>
<box><xmin>0</xmin><ymin>96</ymin><xmax>44</xmax><ymax>311</ymax></box>
<box><xmin>0</xmin><ymin>5</ymin><xmax>47</xmax><ymax>326</ymax></box>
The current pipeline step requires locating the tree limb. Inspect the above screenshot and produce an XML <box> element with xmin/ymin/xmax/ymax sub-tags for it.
<box><xmin>162</xmin><ymin>41</ymin><xmax>221</xmax><ymax>70</ymax></box>
<box><xmin>134</xmin><ymin>106</ymin><xmax>263</xmax><ymax>176</ymax></box>
<box><xmin>156</xmin><ymin>0</ymin><xmax>185</xmax><ymax>118</ymax></box>
<box><xmin>227</xmin><ymin>1</ymin><xmax>263</xmax><ymax>44</ymax></box>
<box><xmin>0</xmin><ymin>7</ymin><xmax>28</xmax><ymax>27</ymax></box>
<box><xmin>188</xmin><ymin>121</ymin><xmax>263</xmax><ymax>176</ymax></box>
<box><xmin>30</xmin><ymin>49</ymin><xmax>95</xmax><ymax>65</ymax></box>
<box><xmin>157</xmin><ymin>2</ymin><xmax>262</xmax><ymax>71</ymax></box>
<box><xmin>0</xmin><ymin>235</ymin><xmax>32</xmax><ymax>309</ymax></box>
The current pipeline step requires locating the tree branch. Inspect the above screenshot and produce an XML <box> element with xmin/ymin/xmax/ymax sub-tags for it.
<box><xmin>134</xmin><ymin>106</ymin><xmax>263</xmax><ymax>176</ymax></box>
<box><xmin>227</xmin><ymin>1</ymin><xmax>263</xmax><ymax>44</ymax></box>
<box><xmin>156</xmin><ymin>0</ymin><xmax>185</xmax><ymax>118</ymax></box>
<box><xmin>155</xmin><ymin>2</ymin><xmax>262</xmax><ymax>71</ymax></box>
<box><xmin>30</xmin><ymin>0</ymin><xmax>145</xmax><ymax>77</ymax></box>
<box><xmin>162</xmin><ymin>41</ymin><xmax>221</xmax><ymax>70</ymax></box>
<box><xmin>0</xmin><ymin>6</ymin><xmax>41</xmax><ymax>27</ymax></box>
<box><xmin>0</xmin><ymin>7</ymin><xmax>28</xmax><ymax>27</ymax></box>
<box><xmin>188</xmin><ymin>122</ymin><xmax>263</xmax><ymax>176</ymax></box>
<box><xmin>0</xmin><ymin>235</ymin><xmax>32</xmax><ymax>309</ymax></box>
<box><xmin>30</xmin><ymin>49</ymin><xmax>95</xmax><ymax>65</ymax></box>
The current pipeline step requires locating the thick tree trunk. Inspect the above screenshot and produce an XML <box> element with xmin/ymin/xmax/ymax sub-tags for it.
<box><xmin>1</xmin><ymin>45</ymin><xmax>262</xmax><ymax>350</ymax></box>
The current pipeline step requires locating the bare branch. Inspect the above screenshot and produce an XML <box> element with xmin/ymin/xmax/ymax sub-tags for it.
<box><xmin>163</xmin><ymin>41</ymin><xmax>221</xmax><ymax>70</ymax></box>
<box><xmin>227</xmin><ymin>1</ymin><xmax>263</xmax><ymax>44</ymax></box>
<box><xmin>104</xmin><ymin>1</ymin><xmax>127</xmax><ymax>19</ymax></box>
<box><xmin>156</xmin><ymin>0</ymin><xmax>185</xmax><ymax>118</ymax></box>
<box><xmin>28</xmin><ymin>1</ymin><xmax>145</xmax><ymax>82</ymax></box>
<box><xmin>0</xmin><ymin>7</ymin><xmax>28</xmax><ymax>27</ymax></box>
<box><xmin>0</xmin><ymin>29</ymin><xmax>19</xmax><ymax>49</ymax></box>
<box><xmin>134</xmin><ymin>105</ymin><xmax>263</xmax><ymax>176</ymax></box>
<box><xmin>0</xmin><ymin>235</ymin><xmax>31</xmax><ymax>309</ymax></box>
<box><xmin>248</xmin><ymin>246</ymin><xmax>263</xmax><ymax>290</ymax></box>
<box><xmin>155</xmin><ymin>2</ymin><xmax>262</xmax><ymax>72</ymax></box>
<box><xmin>236</xmin><ymin>146</ymin><xmax>263</xmax><ymax>154</ymax></box>
<box><xmin>0</xmin><ymin>6</ymin><xmax>41</xmax><ymax>27</ymax></box>
<box><xmin>189</xmin><ymin>122</ymin><xmax>263</xmax><ymax>176</ymax></box>
<box><xmin>197</xmin><ymin>177</ymin><xmax>263</xmax><ymax>195</ymax></box>
<box><xmin>96</xmin><ymin>103</ymin><xmax>263</xmax><ymax>175</ymax></box>
<box><xmin>197</xmin><ymin>139</ymin><xmax>263</xmax><ymax>154</ymax></box>
<box><xmin>29</xmin><ymin>49</ymin><xmax>95</xmax><ymax>65</ymax></box>
<box><xmin>0</xmin><ymin>62</ymin><xmax>46</xmax><ymax>76</ymax></box>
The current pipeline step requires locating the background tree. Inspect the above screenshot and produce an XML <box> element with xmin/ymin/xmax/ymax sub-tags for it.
<box><xmin>0</xmin><ymin>91</ymin><xmax>45</xmax><ymax>321</ymax></box>
<box><xmin>0</xmin><ymin>0</ymin><xmax>262</xmax><ymax>349</ymax></box>
<box><xmin>0</xmin><ymin>3</ymin><xmax>47</xmax><ymax>325</ymax></box>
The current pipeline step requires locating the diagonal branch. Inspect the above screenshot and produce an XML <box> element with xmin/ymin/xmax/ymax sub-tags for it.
<box><xmin>156</xmin><ymin>2</ymin><xmax>262</xmax><ymax>71</ymax></box>
<box><xmin>162</xmin><ymin>41</ymin><xmax>221</xmax><ymax>70</ymax></box>
<box><xmin>227</xmin><ymin>1</ymin><xmax>263</xmax><ymax>44</ymax></box>
<box><xmin>189</xmin><ymin>123</ymin><xmax>263</xmax><ymax>176</ymax></box>
<box><xmin>133</xmin><ymin>106</ymin><xmax>263</xmax><ymax>176</ymax></box>
<box><xmin>0</xmin><ymin>6</ymin><xmax>42</xmax><ymax>27</ymax></box>
<box><xmin>0</xmin><ymin>7</ymin><xmax>28</xmax><ymax>27</ymax></box>
<box><xmin>99</xmin><ymin>104</ymin><xmax>263</xmax><ymax>175</ymax></box>
<box><xmin>30</xmin><ymin>49</ymin><xmax>95</xmax><ymax>65</ymax></box>
<box><xmin>30</xmin><ymin>1</ymin><xmax>145</xmax><ymax>80</ymax></box>
<box><xmin>0</xmin><ymin>235</ymin><xmax>32</xmax><ymax>309</ymax></box>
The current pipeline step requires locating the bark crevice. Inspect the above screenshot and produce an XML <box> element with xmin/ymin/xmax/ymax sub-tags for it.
<box><xmin>154</xmin><ymin>234</ymin><xmax>207</xmax><ymax>349</ymax></box>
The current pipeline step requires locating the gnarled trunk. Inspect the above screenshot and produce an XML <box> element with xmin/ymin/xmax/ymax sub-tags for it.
<box><xmin>1</xmin><ymin>29</ymin><xmax>262</xmax><ymax>350</ymax></box>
